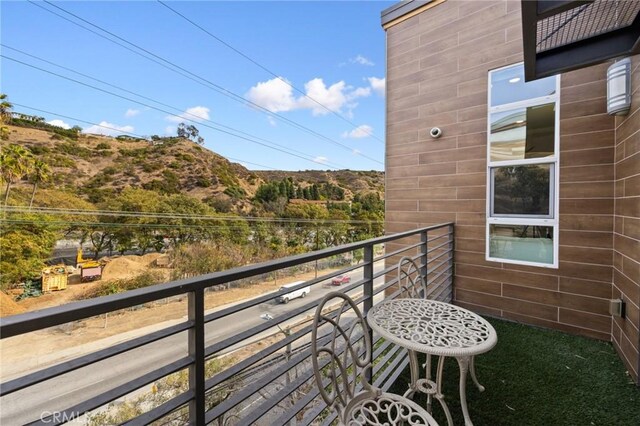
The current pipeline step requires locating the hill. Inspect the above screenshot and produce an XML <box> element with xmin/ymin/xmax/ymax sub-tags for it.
<box><xmin>4</xmin><ymin>124</ymin><xmax>384</xmax><ymax>212</ymax></box>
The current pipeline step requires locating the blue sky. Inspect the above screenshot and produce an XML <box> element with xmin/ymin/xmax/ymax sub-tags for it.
<box><xmin>1</xmin><ymin>0</ymin><xmax>393</xmax><ymax>171</ymax></box>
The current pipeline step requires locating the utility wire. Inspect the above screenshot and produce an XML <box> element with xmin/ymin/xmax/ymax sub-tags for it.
<box><xmin>2</xmin><ymin>45</ymin><xmax>347</xmax><ymax>170</ymax></box>
<box><xmin>10</xmin><ymin>102</ymin><xmax>274</xmax><ymax>170</ymax></box>
<box><xmin>29</xmin><ymin>0</ymin><xmax>383</xmax><ymax>166</ymax></box>
<box><xmin>3</xmin><ymin>55</ymin><xmax>340</xmax><ymax>170</ymax></box>
<box><xmin>157</xmin><ymin>0</ymin><xmax>385</xmax><ymax>145</ymax></box>
<box><xmin>2</xmin><ymin>206</ymin><xmax>382</xmax><ymax>224</ymax></box>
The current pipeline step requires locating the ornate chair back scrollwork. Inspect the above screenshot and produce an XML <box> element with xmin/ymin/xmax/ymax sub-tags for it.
<box><xmin>312</xmin><ymin>292</ymin><xmax>439</xmax><ymax>426</ymax></box>
<box><xmin>397</xmin><ymin>256</ymin><xmax>427</xmax><ymax>299</ymax></box>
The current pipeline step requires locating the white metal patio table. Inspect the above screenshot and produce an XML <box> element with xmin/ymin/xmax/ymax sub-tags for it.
<box><xmin>366</xmin><ymin>298</ymin><xmax>497</xmax><ymax>426</ymax></box>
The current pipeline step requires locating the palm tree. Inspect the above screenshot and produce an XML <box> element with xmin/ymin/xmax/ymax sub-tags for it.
<box><xmin>0</xmin><ymin>93</ymin><xmax>12</xmax><ymax>141</ymax></box>
<box><xmin>29</xmin><ymin>159</ymin><xmax>50</xmax><ymax>208</ymax></box>
<box><xmin>1</xmin><ymin>144</ymin><xmax>34</xmax><ymax>205</ymax></box>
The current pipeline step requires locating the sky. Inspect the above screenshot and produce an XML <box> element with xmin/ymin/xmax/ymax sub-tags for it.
<box><xmin>1</xmin><ymin>0</ymin><xmax>394</xmax><ymax>171</ymax></box>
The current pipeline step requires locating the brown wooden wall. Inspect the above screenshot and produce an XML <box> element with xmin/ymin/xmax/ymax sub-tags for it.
<box><xmin>613</xmin><ymin>54</ymin><xmax>640</xmax><ymax>382</ymax></box>
<box><xmin>384</xmin><ymin>0</ymin><xmax>639</xmax><ymax>380</ymax></box>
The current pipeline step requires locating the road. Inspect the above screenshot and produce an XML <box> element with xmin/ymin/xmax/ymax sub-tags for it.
<box><xmin>0</xmin><ymin>262</ymin><xmax>386</xmax><ymax>425</ymax></box>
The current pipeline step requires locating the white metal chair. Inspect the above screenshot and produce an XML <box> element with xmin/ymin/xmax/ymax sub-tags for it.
<box><xmin>397</xmin><ymin>256</ymin><xmax>427</xmax><ymax>298</ymax></box>
<box><xmin>311</xmin><ymin>292</ymin><xmax>438</xmax><ymax>426</ymax></box>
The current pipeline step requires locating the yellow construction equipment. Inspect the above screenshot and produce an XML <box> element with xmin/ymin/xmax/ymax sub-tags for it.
<box><xmin>76</xmin><ymin>248</ymin><xmax>106</xmax><ymax>282</ymax></box>
<box><xmin>41</xmin><ymin>265</ymin><xmax>70</xmax><ymax>292</ymax></box>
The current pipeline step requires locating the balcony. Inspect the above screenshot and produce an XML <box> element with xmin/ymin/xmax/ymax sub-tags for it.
<box><xmin>1</xmin><ymin>222</ymin><xmax>637</xmax><ymax>425</ymax></box>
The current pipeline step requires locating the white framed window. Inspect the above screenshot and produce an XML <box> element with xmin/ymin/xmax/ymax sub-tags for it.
<box><xmin>486</xmin><ymin>63</ymin><xmax>560</xmax><ymax>268</ymax></box>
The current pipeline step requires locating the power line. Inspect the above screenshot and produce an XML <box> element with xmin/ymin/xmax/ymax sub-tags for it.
<box><xmin>2</xmin><ymin>206</ymin><xmax>382</xmax><ymax>224</ymax></box>
<box><xmin>10</xmin><ymin>102</ymin><xmax>274</xmax><ymax>171</ymax></box>
<box><xmin>157</xmin><ymin>0</ymin><xmax>385</xmax><ymax>145</ymax></box>
<box><xmin>2</xmin><ymin>45</ymin><xmax>348</xmax><ymax>170</ymax></box>
<box><xmin>2</xmin><ymin>55</ymin><xmax>341</xmax><ymax>170</ymax></box>
<box><xmin>28</xmin><ymin>0</ymin><xmax>383</xmax><ymax>166</ymax></box>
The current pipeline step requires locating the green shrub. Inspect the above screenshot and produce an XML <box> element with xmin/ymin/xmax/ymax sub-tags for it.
<box><xmin>95</xmin><ymin>142</ymin><xmax>111</xmax><ymax>150</ymax></box>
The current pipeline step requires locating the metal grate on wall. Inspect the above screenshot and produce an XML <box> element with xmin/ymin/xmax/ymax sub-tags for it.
<box><xmin>537</xmin><ymin>0</ymin><xmax>640</xmax><ymax>53</ymax></box>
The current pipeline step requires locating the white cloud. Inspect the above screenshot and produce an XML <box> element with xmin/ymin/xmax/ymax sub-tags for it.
<box><xmin>164</xmin><ymin>125</ymin><xmax>176</xmax><ymax>135</ymax></box>
<box><xmin>47</xmin><ymin>119</ymin><xmax>71</xmax><ymax>129</ymax></box>
<box><xmin>368</xmin><ymin>77</ymin><xmax>385</xmax><ymax>96</ymax></box>
<box><xmin>313</xmin><ymin>156</ymin><xmax>328</xmax><ymax>164</ymax></box>
<box><xmin>267</xmin><ymin>116</ymin><xmax>277</xmax><ymax>127</ymax></box>
<box><xmin>247</xmin><ymin>77</ymin><xmax>370</xmax><ymax>116</ymax></box>
<box><xmin>125</xmin><ymin>108</ymin><xmax>140</xmax><ymax>118</ymax></box>
<box><xmin>82</xmin><ymin>121</ymin><xmax>134</xmax><ymax>137</ymax></box>
<box><xmin>166</xmin><ymin>106</ymin><xmax>210</xmax><ymax>123</ymax></box>
<box><xmin>352</xmin><ymin>148</ymin><xmax>361</xmax><ymax>155</ymax></box>
<box><xmin>342</xmin><ymin>125</ymin><xmax>373</xmax><ymax>139</ymax></box>
<box><xmin>351</xmin><ymin>55</ymin><xmax>374</xmax><ymax>66</ymax></box>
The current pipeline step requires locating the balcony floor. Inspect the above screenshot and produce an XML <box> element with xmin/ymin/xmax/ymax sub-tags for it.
<box><xmin>389</xmin><ymin>318</ymin><xmax>640</xmax><ymax>425</ymax></box>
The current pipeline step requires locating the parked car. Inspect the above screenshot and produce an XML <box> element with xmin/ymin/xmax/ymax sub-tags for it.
<box><xmin>331</xmin><ymin>275</ymin><xmax>351</xmax><ymax>286</ymax></box>
<box><xmin>276</xmin><ymin>281</ymin><xmax>310</xmax><ymax>304</ymax></box>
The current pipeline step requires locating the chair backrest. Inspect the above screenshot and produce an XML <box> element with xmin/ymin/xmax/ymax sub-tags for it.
<box><xmin>311</xmin><ymin>292</ymin><xmax>373</xmax><ymax>414</ymax></box>
<box><xmin>397</xmin><ymin>256</ymin><xmax>427</xmax><ymax>298</ymax></box>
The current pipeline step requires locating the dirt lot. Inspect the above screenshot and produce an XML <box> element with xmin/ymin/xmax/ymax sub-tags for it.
<box><xmin>0</xmin><ymin>258</ymin><xmax>340</xmax><ymax>379</ymax></box>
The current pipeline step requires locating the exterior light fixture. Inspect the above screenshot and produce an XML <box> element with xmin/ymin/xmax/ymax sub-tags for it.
<box><xmin>607</xmin><ymin>58</ymin><xmax>632</xmax><ymax>115</ymax></box>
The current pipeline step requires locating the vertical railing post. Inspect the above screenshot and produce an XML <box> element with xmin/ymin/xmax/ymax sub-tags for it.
<box><xmin>448</xmin><ymin>224</ymin><xmax>455</xmax><ymax>303</ymax></box>
<box><xmin>420</xmin><ymin>230</ymin><xmax>428</xmax><ymax>298</ymax></box>
<box><xmin>188</xmin><ymin>288</ymin><xmax>205</xmax><ymax>425</ymax></box>
<box><xmin>363</xmin><ymin>243</ymin><xmax>374</xmax><ymax>383</ymax></box>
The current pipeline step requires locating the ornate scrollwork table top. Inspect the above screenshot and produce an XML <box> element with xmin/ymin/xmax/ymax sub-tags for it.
<box><xmin>367</xmin><ymin>299</ymin><xmax>497</xmax><ymax>357</ymax></box>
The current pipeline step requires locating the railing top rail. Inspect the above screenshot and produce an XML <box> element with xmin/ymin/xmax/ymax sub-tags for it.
<box><xmin>0</xmin><ymin>223</ymin><xmax>452</xmax><ymax>338</ymax></box>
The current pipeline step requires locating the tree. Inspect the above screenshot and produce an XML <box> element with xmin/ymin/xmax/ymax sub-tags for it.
<box><xmin>177</xmin><ymin>122</ymin><xmax>204</xmax><ymax>145</ymax></box>
<box><xmin>1</xmin><ymin>144</ymin><xmax>34</xmax><ymax>205</ymax></box>
<box><xmin>29</xmin><ymin>160</ymin><xmax>51</xmax><ymax>208</ymax></box>
<box><xmin>0</xmin><ymin>93</ymin><xmax>12</xmax><ymax>141</ymax></box>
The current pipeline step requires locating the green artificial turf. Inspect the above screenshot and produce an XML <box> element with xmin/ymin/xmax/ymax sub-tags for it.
<box><xmin>389</xmin><ymin>318</ymin><xmax>640</xmax><ymax>426</ymax></box>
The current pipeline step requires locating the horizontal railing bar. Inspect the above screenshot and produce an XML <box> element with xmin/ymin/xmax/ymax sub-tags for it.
<box><xmin>122</xmin><ymin>389</ymin><xmax>193</xmax><ymax>426</ymax></box>
<box><xmin>378</xmin><ymin>356</ymin><xmax>410</xmax><ymax>392</ymax></box>
<box><xmin>427</xmin><ymin>264</ymin><xmax>453</xmax><ymax>286</ymax></box>
<box><xmin>371</xmin><ymin>252</ymin><xmax>423</xmax><ymax>281</ymax></box>
<box><xmin>426</xmin><ymin>247</ymin><xmax>453</xmax><ymax>266</ymax></box>
<box><xmin>375</xmin><ymin>241</ymin><xmax>422</xmax><ymax>261</ymax></box>
<box><xmin>274</xmin><ymin>333</ymin><xmax>389</xmax><ymax>426</ymax></box>
<box><xmin>204</xmin><ymin>278</ymin><xmax>370</xmax><ymax>358</ymax></box>
<box><xmin>373</xmin><ymin>346</ymin><xmax>406</xmax><ymax>388</ymax></box>
<box><xmin>426</xmin><ymin>255</ymin><xmax>453</xmax><ymax>275</ymax></box>
<box><xmin>426</xmin><ymin>231</ymin><xmax>453</xmax><ymax>243</ymax></box>
<box><xmin>1</xmin><ymin>224</ymin><xmax>451</xmax><ymax>338</ymax></box>
<box><xmin>203</xmin><ymin>262</ymin><xmax>368</xmax><ymax>324</ymax></box>
<box><xmin>34</xmin><ymin>356</ymin><xmax>193</xmax><ymax>426</ymax></box>
<box><xmin>1</xmin><ymin>320</ymin><xmax>193</xmax><ymax>395</ymax></box>
<box><xmin>204</xmin><ymin>319</ymin><xmax>315</xmax><ymax>391</ymax></box>
<box><xmin>207</xmin><ymin>302</ymin><xmax>370</xmax><ymax>422</ymax></box>
<box><xmin>426</xmin><ymin>238</ymin><xmax>454</xmax><ymax>256</ymax></box>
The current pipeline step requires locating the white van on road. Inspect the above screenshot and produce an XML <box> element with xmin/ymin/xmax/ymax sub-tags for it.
<box><xmin>277</xmin><ymin>281</ymin><xmax>310</xmax><ymax>304</ymax></box>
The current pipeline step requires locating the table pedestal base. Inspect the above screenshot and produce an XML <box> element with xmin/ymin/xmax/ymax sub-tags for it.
<box><xmin>405</xmin><ymin>351</ymin><xmax>485</xmax><ymax>426</ymax></box>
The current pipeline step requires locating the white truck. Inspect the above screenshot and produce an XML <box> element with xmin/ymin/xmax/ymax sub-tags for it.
<box><xmin>277</xmin><ymin>281</ymin><xmax>310</xmax><ymax>304</ymax></box>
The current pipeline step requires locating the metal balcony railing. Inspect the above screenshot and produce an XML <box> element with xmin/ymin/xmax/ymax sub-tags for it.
<box><xmin>0</xmin><ymin>223</ymin><xmax>454</xmax><ymax>425</ymax></box>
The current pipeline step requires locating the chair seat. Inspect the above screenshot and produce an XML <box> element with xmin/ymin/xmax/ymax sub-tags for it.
<box><xmin>343</xmin><ymin>390</ymin><xmax>439</xmax><ymax>425</ymax></box>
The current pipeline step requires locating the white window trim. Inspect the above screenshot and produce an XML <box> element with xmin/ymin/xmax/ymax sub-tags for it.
<box><xmin>485</xmin><ymin>62</ymin><xmax>561</xmax><ymax>269</ymax></box>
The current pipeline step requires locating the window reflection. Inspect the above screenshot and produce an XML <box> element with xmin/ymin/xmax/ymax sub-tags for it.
<box><xmin>489</xmin><ymin>224</ymin><xmax>554</xmax><ymax>264</ymax></box>
<box><xmin>490</xmin><ymin>64</ymin><xmax>556</xmax><ymax>106</ymax></box>
<box><xmin>492</xmin><ymin>164</ymin><xmax>551</xmax><ymax>216</ymax></box>
<box><xmin>490</xmin><ymin>103</ymin><xmax>555</xmax><ymax>162</ymax></box>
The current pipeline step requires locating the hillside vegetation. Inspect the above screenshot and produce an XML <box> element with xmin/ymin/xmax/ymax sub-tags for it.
<box><xmin>0</xmin><ymin>120</ymin><xmax>384</xmax><ymax>289</ymax></box>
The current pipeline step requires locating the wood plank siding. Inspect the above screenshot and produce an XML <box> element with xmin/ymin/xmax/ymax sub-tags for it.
<box><xmin>384</xmin><ymin>0</ymin><xmax>639</xmax><ymax>382</ymax></box>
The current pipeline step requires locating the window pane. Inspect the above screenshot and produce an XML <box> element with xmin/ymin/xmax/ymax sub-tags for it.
<box><xmin>490</xmin><ymin>103</ymin><xmax>555</xmax><ymax>162</ymax></box>
<box><xmin>492</xmin><ymin>164</ymin><xmax>552</xmax><ymax>216</ymax></box>
<box><xmin>489</xmin><ymin>225</ymin><xmax>554</xmax><ymax>265</ymax></box>
<box><xmin>490</xmin><ymin>64</ymin><xmax>556</xmax><ymax>106</ymax></box>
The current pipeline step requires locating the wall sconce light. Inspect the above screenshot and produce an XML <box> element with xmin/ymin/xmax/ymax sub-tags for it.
<box><xmin>609</xmin><ymin>298</ymin><xmax>626</xmax><ymax>318</ymax></box>
<box><xmin>607</xmin><ymin>58</ymin><xmax>632</xmax><ymax>116</ymax></box>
